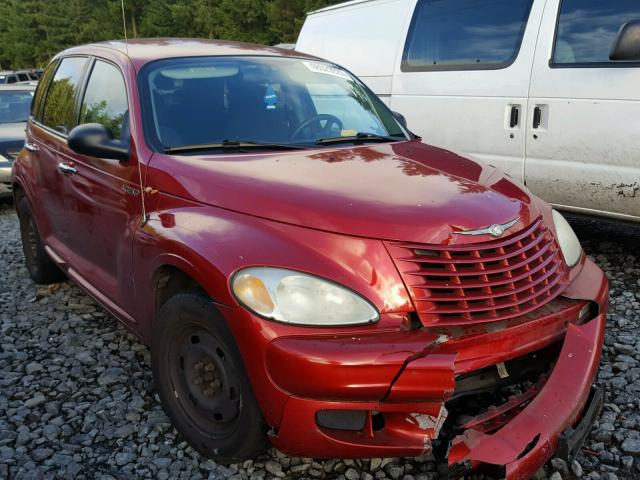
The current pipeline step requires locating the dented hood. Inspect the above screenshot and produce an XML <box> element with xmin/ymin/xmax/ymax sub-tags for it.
<box><xmin>149</xmin><ymin>140</ymin><xmax>538</xmax><ymax>244</ymax></box>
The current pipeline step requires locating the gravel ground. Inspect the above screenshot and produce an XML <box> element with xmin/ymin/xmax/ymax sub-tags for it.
<box><xmin>0</xmin><ymin>202</ymin><xmax>639</xmax><ymax>480</ymax></box>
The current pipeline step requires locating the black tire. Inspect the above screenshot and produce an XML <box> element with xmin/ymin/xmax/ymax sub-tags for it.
<box><xmin>17</xmin><ymin>197</ymin><xmax>65</xmax><ymax>284</ymax></box>
<box><xmin>152</xmin><ymin>293</ymin><xmax>268</xmax><ymax>463</ymax></box>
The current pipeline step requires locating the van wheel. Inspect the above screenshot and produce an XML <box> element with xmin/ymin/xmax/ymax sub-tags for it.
<box><xmin>152</xmin><ymin>293</ymin><xmax>268</xmax><ymax>463</ymax></box>
<box><xmin>17</xmin><ymin>197</ymin><xmax>65</xmax><ymax>284</ymax></box>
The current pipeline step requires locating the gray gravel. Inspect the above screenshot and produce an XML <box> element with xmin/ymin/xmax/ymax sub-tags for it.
<box><xmin>1</xmin><ymin>202</ymin><xmax>638</xmax><ymax>480</ymax></box>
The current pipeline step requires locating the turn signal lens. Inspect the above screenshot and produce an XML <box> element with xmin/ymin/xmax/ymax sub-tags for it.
<box><xmin>232</xmin><ymin>273</ymin><xmax>275</xmax><ymax>317</ymax></box>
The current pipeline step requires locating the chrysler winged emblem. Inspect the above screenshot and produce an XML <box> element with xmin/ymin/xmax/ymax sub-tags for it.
<box><xmin>454</xmin><ymin>217</ymin><xmax>520</xmax><ymax>238</ymax></box>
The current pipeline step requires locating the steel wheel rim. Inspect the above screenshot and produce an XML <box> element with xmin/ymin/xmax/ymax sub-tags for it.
<box><xmin>167</xmin><ymin>327</ymin><xmax>241</xmax><ymax>438</ymax></box>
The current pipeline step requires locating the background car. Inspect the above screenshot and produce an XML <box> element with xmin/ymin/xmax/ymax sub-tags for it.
<box><xmin>297</xmin><ymin>0</ymin><xmax>640</xmax><ymax>223</ymax></box>
<box><xmin>0</xmin><ymin>71</ymin><xmax>20</xmax><ymax>85</ymax></box>
<box><xmin>0</xmin><ymin>84</ymin><xmax>35</xmax><ymax>198</ymax></box>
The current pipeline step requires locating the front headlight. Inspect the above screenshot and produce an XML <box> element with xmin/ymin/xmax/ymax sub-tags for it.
<box><xmin>232</xmin><ymin>267</ymin><xmax>379</xmax><ymax>326</ymax></box>
<box><xmin>552</xmin><ymin>210</ymin><xmax>582</xmax><ymax>267</ymax></box>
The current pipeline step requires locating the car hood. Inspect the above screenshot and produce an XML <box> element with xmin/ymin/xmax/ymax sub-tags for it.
<box><xmin>149</xmin><ymin>140</ymin><xmax>540</xmax><ymax>244</ymax></box>
<box><xmin>0</xmin><ymin>122</ymin><xmax>27</xmax><ymax>142</ymax></box>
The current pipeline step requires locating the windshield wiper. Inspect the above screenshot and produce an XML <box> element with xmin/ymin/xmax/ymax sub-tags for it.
<box><xmin>315</xmin><ymin>132</ymin><xmax>404</xmax><ymax>146</ymax></box>
<box><xmin>164</xmin><ymin>139</ymin><xmax>308</xmax><ymax>154</ymax></box>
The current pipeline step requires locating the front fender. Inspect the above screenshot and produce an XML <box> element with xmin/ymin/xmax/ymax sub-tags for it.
<box><xmin>132</xmin><ymin>194</ymin><xmax>415</xmax><ymax>427</ymax></box>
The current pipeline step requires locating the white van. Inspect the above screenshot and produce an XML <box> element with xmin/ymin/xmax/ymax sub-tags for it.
<box><xmin>297</xmin><ymin>0</ymin><xmax>640</xmax><ymax>222</ymax></box>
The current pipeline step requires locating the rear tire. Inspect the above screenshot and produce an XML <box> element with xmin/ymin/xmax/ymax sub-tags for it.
<box><xmin>152</xmin><ymin>293</ymin><xmax>268</xmax><ymax>463</ymax></box>
<box><xmin>17</xmin><ymin>197</ymin><xmax>65</xmax><ymax>284</ymax></box>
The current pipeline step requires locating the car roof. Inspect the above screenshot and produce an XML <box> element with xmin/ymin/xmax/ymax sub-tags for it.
<box><xmin>0</xmin><ymin>84</ymin><xmax>36</xmax><ymax>91</ymax></box>
<box><xmin>58</xmin><ymin>38</ymin><xmax>317</xmax><ymax>69</ymax></box>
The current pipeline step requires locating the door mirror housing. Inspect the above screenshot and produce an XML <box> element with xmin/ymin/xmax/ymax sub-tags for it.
<box><xmin>68</xmin><ymin>123</ymin><xmax>130</xmax><ymax>162</ymax></box>
<box><xmin>610</xmin><ymin>20</ymin><xmax>640</xmax><ymax>61</ymax></box>
<box><xmin>392</xmin><ymin>111</ymin><xmax>408</xmax><ymax>129</ymax></box>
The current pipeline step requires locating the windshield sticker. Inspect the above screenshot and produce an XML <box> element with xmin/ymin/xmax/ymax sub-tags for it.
<box><xmin>264</xmin><ymin>84</ymin><xmax>279</xmax><ymax>110</ymax></box>
<box><xmin>303</xmin><ymin>61</ymin><xmax>352</xmax><ymax>81</ymax></box>
<box><xmin>341</xmin><ymin>129</ymin><xmax>357</xmax><ymax>137</ymax></box>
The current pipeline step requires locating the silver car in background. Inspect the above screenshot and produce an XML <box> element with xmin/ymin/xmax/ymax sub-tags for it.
<box><xmin>0</xmin><ymin>85</ymin><xmax>35</xmax><ymax>198</ymax></box>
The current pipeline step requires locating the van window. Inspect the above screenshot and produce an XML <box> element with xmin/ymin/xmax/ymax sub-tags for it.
<box><xmin>553</xmin><ymin>0</ymin><xmax>640</xmax><ymax>65</ymax></box>
<box><xmin>41</xmin><ymin>57</ymin><xmax>88</xmax><ymax>135</ymax></box>
<box><xmin>79</xmin><ymin>60</ymin><xmax>129</xmax><ymax>140</ymax></box>
<box><xmin>402</xmin><ymin>0</ymin><xmax>534</xmax><ymax>71</ymax></box>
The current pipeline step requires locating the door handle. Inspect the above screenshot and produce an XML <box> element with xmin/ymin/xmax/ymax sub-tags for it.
<box><xmin>533</xmin><ymin>107</ymin><xmax>542</xmax><ymax>129</ymax></box>
<box><xmin>57</xmin><ymin>162</ymin><xmax>78</xmax><ymax>174</ymax></box>
<box><xmin>509</xmin><ymin>106</ymin><xmax>520</xmax><ymax>128</ymax></box>
<box><xmin>25</xmin><ymin>142</ymin><xmax>39</xmax><ymax>152</ymax></box>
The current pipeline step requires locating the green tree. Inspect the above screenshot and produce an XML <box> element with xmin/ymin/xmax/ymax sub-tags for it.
<box><xmin>0</xmin><ymin>0</ymin><xmax>342</xmax><ymax>68</ymax></box>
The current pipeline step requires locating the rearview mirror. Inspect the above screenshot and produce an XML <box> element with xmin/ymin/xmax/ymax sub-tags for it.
<box><xmin>610</xmin><ymin>20</ymin><xmax>640</xmax><ymax>61</ymax></box>
<box><xmin>392</xmin><ymin>111</ymin><xmax>408</xmax><ymax>129</ymax></box>
<box><xmin>68</xmin><ymin>123</ymin><xmax>130</xmax><ymax>162</ymax></box>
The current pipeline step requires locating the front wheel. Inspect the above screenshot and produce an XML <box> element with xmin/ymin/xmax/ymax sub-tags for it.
<box><xmin>152</xmin><ymin>293</ymin><xmax>268</xmax><ymax>463</ymax></box>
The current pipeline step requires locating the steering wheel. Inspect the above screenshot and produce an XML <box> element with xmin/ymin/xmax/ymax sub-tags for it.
<box><xmin>290</xmin><ymin>114</ymin><xmax>343</xmax><ymax>141</ymax></box>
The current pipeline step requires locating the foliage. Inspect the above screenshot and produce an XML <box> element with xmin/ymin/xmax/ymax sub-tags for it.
<box><xmin>0</xmin><ymin>0</ymin><xmax>341</xmax><ymax>69</ymax></box>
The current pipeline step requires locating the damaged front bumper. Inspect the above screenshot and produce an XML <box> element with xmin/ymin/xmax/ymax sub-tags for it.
<box><xmin>448</xmin><ymin>313</ymin><xmax>605</xmax><ymax>479</ymax></box>
<box><xmin>263</xmin><ymin>258</ymin><xmax>607</xmax><ymax>478</ymax></box>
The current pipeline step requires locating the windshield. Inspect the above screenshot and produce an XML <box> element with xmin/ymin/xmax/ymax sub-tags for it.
<box><xmin>0</xmin><ymin>90</ymin><xmax>33</xmax><ymax>123</ymax></box>
<box><xmin>140</xmin><ymin>56</ymin><xmax>407</xmax><ymax>152</ymax></box>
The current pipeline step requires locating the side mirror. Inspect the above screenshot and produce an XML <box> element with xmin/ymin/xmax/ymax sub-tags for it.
<box><xmin>610</xmin><ymin>20</ymin><xmax>640</xmax><ymax>61</ymax></box>
<box><xmin>68</xmin><ymin>123</ymin><xmax>130</xmax><ymax>162</ymax></box>
<box><xmin>392</xmin><ymin>111</ymin><xmax>408</xmax><ymax>129</ymax></box>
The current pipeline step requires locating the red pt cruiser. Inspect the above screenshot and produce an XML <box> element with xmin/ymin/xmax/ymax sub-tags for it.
<box><xmin>12</xmin><ymin>40</ymin><xmax>608</xmax><ymax>479</ymax></box>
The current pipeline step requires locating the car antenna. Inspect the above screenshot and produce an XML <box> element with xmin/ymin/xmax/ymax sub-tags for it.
<box><xmin>121</xmin><ymin>0</ymin><xmax>130</xmax><ymax>57</ymax></box>
<box><xmin>121</xmin><ymin>0</ymin><xmax>150</xmax><ymax>225</ymax></box>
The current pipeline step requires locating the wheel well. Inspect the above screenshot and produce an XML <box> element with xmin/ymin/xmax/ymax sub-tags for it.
<box><xmin>154</xmin><ymin>265</ymin><xmax>205</xmax><ymax>315</ymax></box>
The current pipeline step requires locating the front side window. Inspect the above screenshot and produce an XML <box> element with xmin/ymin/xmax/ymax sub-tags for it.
<box><xmin>140</xmin><ymin>56</ymin><xmax>406</xmax><ymax>152</ymax></box>
<box><xmin>79</xmin><ymin>60</ymin><xmax>129</xmax><ymax>140</ymax></box>
<box><xmin>553</xmin><ymin>0</ymin><xmax>640</xmax><ymax>65</ymax></box>
<box><xmin>42</xmin><ymin>56</ymin><xmax>88</xmax><ymax>135</ymax></box>
<box><xmin>0</xmin><ymin>90</ymin><xmax>34</xmax><ymax>124</ymax></box>
<box><xmin>402</xmin><ymin>0</ymin><xmax>534</xmax><ymax>71</ymax></box>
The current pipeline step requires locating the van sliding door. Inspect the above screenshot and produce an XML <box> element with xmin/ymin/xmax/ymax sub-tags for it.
<box><xmin>391</xmin><ymin>0</ymin><xmax>544</xmax><ymax>181</ymax></box>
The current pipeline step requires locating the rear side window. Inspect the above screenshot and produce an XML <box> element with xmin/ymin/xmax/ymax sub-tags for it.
<box><xmin>42</xmin><ymin>57</ymin><xmax>88</xmax><ymax>135</ymax></box>
<box><xmin>79</xmin><ymin>60</ymin><xmax>129</xmax><ymax>140</ymax></box>
<box><xmin>402</xmin><ymin>0</ymin><xmax>534</xmax><ymax>71</ymax></box>
<box><xmin>553</xmin><ymin>0</ymin><xmax>640</xmax><ymax>65</ymax></box>
<box><xmin>32</xmin><ymin>61</ymin><xmax>58</xmax><ymax>120</ymax></box>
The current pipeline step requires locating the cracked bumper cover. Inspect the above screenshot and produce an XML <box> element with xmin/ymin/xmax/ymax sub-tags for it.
<box><xmin>448</xmin><ymin>313</ymin><xmax>605</xmax><ymax>479</ymax></box>
<box><xmin>262</xmin><ymin>258</ymin><xmax>607</xmax><ymax>472</ymax></box>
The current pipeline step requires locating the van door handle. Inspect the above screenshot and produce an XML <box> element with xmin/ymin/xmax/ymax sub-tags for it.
<box><xmin>509</xmin><ymin>106</ymin><xmax>520</xmax><ymax>128</ymax></box>
<box><xmin>58</xmin><ymin>162</ymin><xmax>78</xmax><ymax>174</ymax></box>
<box><xmin>25</xmin><ymin>142</ymin><xmax>39</xmax><ymax>152</ymax></box>
<box><xmin>533</xmin><ymin>107</ymin><xmax>542</xmax><ymax>129</ymax></box>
